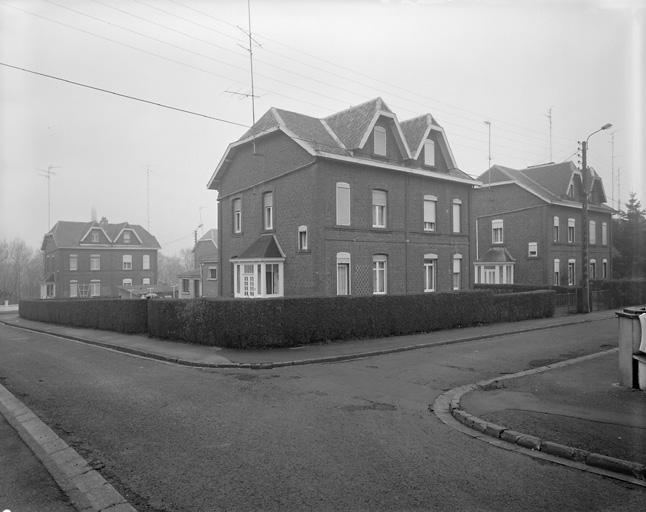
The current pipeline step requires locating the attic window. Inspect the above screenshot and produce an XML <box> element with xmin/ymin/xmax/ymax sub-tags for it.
<box><xmin>423</xmin><ymin>140</ymin><xmax>435</xmax><ymax>166</ymax></box>
<box><xmin>91</xmin><ymin>231</ymin><xmax>99</xmax><ymax>243</ymax></box>
<box><xmin>373</xmin><ymin>126</ymin><xmax>386</xmax><ymax>156</ymax></box>
<box><xmin>124</xmin><ymin>231</ymin><xmax>131</xmax><ymax>243</ymax></box>
<box><xmin>567</xmin><ymin>183</ymin><xmax>574</xmax><ymax>198</ymax></box>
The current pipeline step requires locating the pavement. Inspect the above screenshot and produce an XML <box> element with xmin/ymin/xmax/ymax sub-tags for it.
<box><xmin>1</xmin><ymin>307</ymin><xmax>645</xmax><ymax>510</ymax></box>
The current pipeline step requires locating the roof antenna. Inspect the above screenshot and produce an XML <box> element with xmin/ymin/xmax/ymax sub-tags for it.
<box><xmin>37</xmin><ymin>165</ymin><xmax>61</xmax><ymax>230</ymax></box>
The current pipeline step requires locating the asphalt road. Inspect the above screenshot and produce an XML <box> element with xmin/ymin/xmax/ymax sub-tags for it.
<box><xmin>0</xmin><ymin>318</ymin><xmax>644</xmax><ymax>511</ymax></box>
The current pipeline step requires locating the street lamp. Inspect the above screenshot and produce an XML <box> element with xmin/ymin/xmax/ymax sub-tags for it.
<box><xmin>581</xmin><ymin>122</ymin><xmax>612</xmax><ymax>313</ymax></box>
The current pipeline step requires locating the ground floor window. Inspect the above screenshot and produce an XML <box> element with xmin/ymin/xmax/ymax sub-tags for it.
<box><xmin>424</xmin><ymin>254</ymin><xmax>437</xmax><ymax>292</ymax></box>
<box><xmin>567</xmin><ymin>259</ymin><xmax>576</xmax><ymax>286</ymax></box>
<box><xmin>553</xmin><ymin>259</ymin><xmax>560</xmax><ymax>286</ymax></box>
<box><xmin>89</xmin><ymin>280</ymin><xmax>100</xmax><ymax>297</ymax></box>
<box><xmin>46</xmin><ymin>283</ymin><xmax>55</xmax><ymax>298</ymax></box>
<box><xmin>452</xmin><ymin>254</ymin><xmax>462</xmax><ymax>290</ymax></box>
<box><xmin>589</xmin><ymin>259</ymin><xmax>596</xmax><ymax>280</ymax></box>
<box><xmin>372</xmin><ymin>255</ymin><xmax>387</xmax><ymax>294</ymax></box>
<box><xmin>69</xmin><ymin>280</ymin><xmax>78</xmax><ymax>298</ymax></box>
<box><xmin>122</xmin><ymin>278</ymin><xmax>133</xmax><ymax>287</ymax></box>
<box><xmin>474</xmin><ymin>263</ymin><xmax>514</xmax><ymax>284</ymax></box>
<box><xmin>602</xmin><ymin>258</ymin><xmax>608</xmax><ymax>279</ymax></box>
<box><xmin>336</xmin><ymin>252</ymin><xmax>351</xmax><ymax>295</ymax></box>
<box><xmin>142</xmin><ymin>278</ymin><xmax>151</xmax><ymax>285</ymax></box>
<box><xmin>182</xmin><ymin>279</ymin><xmax>190</xmax><ymax>293</ymax></box>
<box><xmin>233</xmin><ymin>260</ymin><xmax>284</xmax><ymax>298</ymax></box>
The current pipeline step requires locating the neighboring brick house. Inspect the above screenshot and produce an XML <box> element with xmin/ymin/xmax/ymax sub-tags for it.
<box><xmin>40</xmin><ymin>218</ymin><xmax>160</xmax><ymax>298</ymax></box>
<box><xmin>471</xmin><ymin>162</ymin><xmax>613</xmax><ymax>287</ymax></box>
<box><xmin>208</xmin><ymin>98</ymin><xmax>478</xmax><ymax>298</ymax></box>
<box><xmin>177</xmin><ymin>229</ymin><xmax>219</xmax><ymax>298</ymax></box>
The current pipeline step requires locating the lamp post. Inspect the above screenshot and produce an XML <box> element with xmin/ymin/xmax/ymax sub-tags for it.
<box><xmin>581</xmin><ymin>122</ymin><xmax>612</xmax><ymax>313</ymax></box>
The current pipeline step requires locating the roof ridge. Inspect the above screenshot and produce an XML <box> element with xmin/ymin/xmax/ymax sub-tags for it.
<box><xmin>324</xmin><ymin>97</ymin><xmax>385</xmax><ymax>119</ymax></box>
<box><xmin>320</xmin><ymin>118</ymin><xmax>347</xmax><ymax>150</ymax></box>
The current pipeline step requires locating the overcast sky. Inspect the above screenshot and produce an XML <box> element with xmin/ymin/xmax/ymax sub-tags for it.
<box><xmin>1</xmin><ymin>0</ymin><xmax>644</xmax><ymax>255</ymax></box>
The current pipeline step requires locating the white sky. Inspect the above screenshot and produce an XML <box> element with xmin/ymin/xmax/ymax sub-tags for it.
<box><xmin>1</xmin><ymin>0</ymin><xmax>644</xmax><ymax>255</ymax></box>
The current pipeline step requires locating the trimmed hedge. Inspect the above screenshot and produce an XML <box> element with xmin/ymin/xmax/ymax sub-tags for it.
<box><xmin>592</xmin><ymin>279</ymin><xmax>646</xmax><ymax>309</ymax></box>
<box><xmin>147</xmin><ymin>290</ymin><xmax>555</xmax><ymax>349</ymax></box>
<box><xmin>19</xmin><ymin>299</ymin><xmax>148</xmax><ymax>334</ymax></box>
<box><xmin>474</xmin><ymin>283</ymin><xmax>572</xmax><ymax>294</ymax></box>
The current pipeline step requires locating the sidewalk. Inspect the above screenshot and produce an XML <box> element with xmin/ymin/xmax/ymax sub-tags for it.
<box><xmin>0</xmin><ymin>309</ymin><xmax>616</xmax><ymax>368</ymax></box>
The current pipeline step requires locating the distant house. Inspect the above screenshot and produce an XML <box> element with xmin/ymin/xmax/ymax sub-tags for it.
<box><xmin>177</xmin><ymin>229</ymin><xmax>219</xmax><ymax>298</ymax></box>
<box><xmin>208</xmin><ymin>98</ymin><xmax>478</xmax><ymax>298</ymax></box>
<box><xmin>471</xmin><ymin>162</ymin><xmax>613</xmax><ymax>287</ymax></box>
<box><xmin>40</xmin><ymin>218</ymin><xmax>160</xmax><ymax>298</ymax></box>
<box><xmin>117</xmin><ymin>283</ymin><xmax>174</xmax><ymax>299</ymax></box>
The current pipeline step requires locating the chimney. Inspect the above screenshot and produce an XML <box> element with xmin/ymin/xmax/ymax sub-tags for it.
<box><xmin>91</xmin><ymin>206</ymin><xmax>97</xmax><ymax>222</ymax></box>
<box><xmin>99</xmin><ymin>216</ymin><xmax>108</xmax><ymax>226</ymax></box>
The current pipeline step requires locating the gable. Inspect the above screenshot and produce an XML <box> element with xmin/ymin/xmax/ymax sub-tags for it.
<box><xmin>114</xmin><ymin>227</ymin><xmax>142</xmax><ymax>245</ymax></box>
<box><xmin>355</xmin><ymin>115</ymin><xmax>409</xmax><ymax>163</ymax></box>
<box><xmin>80</xmin><ymin>226</ymin><xmax>111</xmax><ymax>245</ymax></box>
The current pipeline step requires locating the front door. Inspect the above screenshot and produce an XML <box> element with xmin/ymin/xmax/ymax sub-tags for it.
<box><xmin>194</xmin><ymin>279</ymin><xmax>201</xmax><ymax>298</ymax></box>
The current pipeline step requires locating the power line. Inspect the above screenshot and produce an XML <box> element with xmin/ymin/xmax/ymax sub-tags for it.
<box><xmin>0</xmin><ymin>62</ymin><xmax>249</xmax><ymax>126</ymax></box>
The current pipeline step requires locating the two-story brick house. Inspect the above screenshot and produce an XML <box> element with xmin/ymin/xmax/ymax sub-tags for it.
<box><xmin>177</xmin><ymin>228</ymin><xmax>219</xmax><ymax>298</ymax></box>
<box><xmin>40</xmin><ymin>218</ymin><xmax>160</xmax><ymax>298</ymax></box>
<box><xmin>208</xmin><ymin>98</ymin><xmax>478</xmax><ymax>298</ymax></box>
<box><xmin>471</xmin><ymin>162</ymin><xmax>613</xmax><ymax>287</ymax></box>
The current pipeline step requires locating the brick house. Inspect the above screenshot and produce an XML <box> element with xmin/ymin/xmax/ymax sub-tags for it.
<box><xmin>471</xmin><ymin>162</ymin><xmax>613</xmax><ymax>287</ymax></box>
<box><xmin>208</xmin><ymin>98</ymin><xmax>478</xmax><ymax>298</ymax></box>
<box><xmin>40</xmin><ymin>218</ymin><xmax>160</xmax><ymax>298</ymax></box>
<box><xmin>177</xmin><ymin>228</ymin><xmax>219</xmax><ymax>298</ymax></box>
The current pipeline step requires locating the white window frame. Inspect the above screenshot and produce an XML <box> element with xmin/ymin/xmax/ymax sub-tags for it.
<box><xmin>452</xmin><ymin>254</ymin><xmax>462</xmax><ymax>290</ymax></box>
<box><xmin>492</xmin><ymin>219</ymin><xmax>504</xmax><ymax>244</ymax></box>
<box><xmin>589</xmin><ymin>220</ymin><xmax>596</xmax><ymax>245</ymax></box>
<box><xmin>528</xmin><ymin>242</ymin><xmax>538</xmax><ymax>258</ymax></box>
<box><xmin>423</xmin><ymin>195</ymin><xmax>437</xmax><ymax>232</ymax></box>
<box><xmin>233</xmin><ymin>198</ymin><xmax>242</xmax><ymax>233</ymax></box>
<box><xmin>336</xmin><ymin>182</ymin><xmax>351</xmax><ymax>226</ymax></box>
<box><xmin>373</xmin><ymin>125</ymin><xmax>387</xmax><ymax>156</ymax></box>
<box><xmin>90</xmin><ymin>280</ymin><xmax>100</xmax><ymax>297</ymax></box>
<box><xmin>208</xmin><ymin>267</ymin><xmax>218</xmax><ymax>280</ymax></box>
<box><xmin>69</xmin><ymin>280</ymin><xmax>78</xmax><ymax>298</ymax></box>
<box><xmin>553</xmin><ymin>259</ymin><xmax>560</xmax><ymax>286</ymax></box>
<box><xmin>567</xmin><ymin>259</ymin><xmax>576</xmax><ymax>286</ymax></box>
<box><xmin>91</xmin><ymin>231</ymin><xmax>100</xmax><ymax>243</ymax></box>
<box><xmin>601</xmin><ymin>222</ymin><xmax>608</xmax><ymax>246</ymax></box>
<box><xmin>298</xmin><ymin>225</ymin><xmax>308</xmax><ymax>251</ymax></box>
<box><xmin>143</xmin><ymin>254</ymin><xmax>150</xmax><ymax>270</ymax></box>
<box><xmin>553</xmin><ymin>216</ymin><xmax>560</xmax><ymax>242</ymax></box>
<box><xmin>182</xmin><ymin>279</ymin><xmax>190</xmax><ymax>293</ymax></box>
<box><xmin>90</xmin><ymin>254</ymin><xmax>100</xmax><ymax>271</ymax></box>
<box><xmin>142</xmin><ymin>278</ymin><xmax>151</xmax><ymax>285</ymax></box>
<box><xmin>372</xmin><ymin>254</ymin><xmax>387</xmax><ymax>295</ymax></box>
<box><xmin>424</xmin><ymin>253</ymin><xmax>437</xmax><ymax>292</ymax></box>
<box><xmin>423</xmin><ymin>139</ymin><xmax>435</xmax><ymax>166</ymax></box>
<box><xmin>69</xmin><ymin>254</ymin><xmax>78</xmax><ymax>271</ymax></box>
<box><xmin>452</xmin><ymin>199</ymin><xmax>462</xmax><ymax>233</ymax></box>
<box><xmin>122</xmin><ymin>278</ymin><xmax>133</xmax><ymax>287</ymax></box>
<box><xmin>122</xmin><ymin>254</ymin><xmax>133</xmax><ymax>270</ymax></box>
<box><xmin>233</xmin><ymin>261</ymin><xmax>284</xmax><ymax>298</ymax></box>
<box><xmin>263</xmin><ymin>191</ymin><xmax>273</xmax><ymax>231</ymax></box>
<box><xmin>124</xmin><ymin>231</ymin><xmax>131</xmax><ymax>243</ymax></box>
<box><xmin>590</xmin><ymin>259</ymin><xmax>597</xmax><ymax>280</ymax></box>
<box><xmin>336</xmin><ymin>252</ymin><xmax>351</xmax><ymax>296</ymax></box>
<box><xmin>372</xmin><ymin>189</ymin><xmax>387</xmax><ymax>228</ymax></box>
<box><xmin>568</xmin><ymin>218</ymin><xmax>575</xmax><ymax>243</ymax></box>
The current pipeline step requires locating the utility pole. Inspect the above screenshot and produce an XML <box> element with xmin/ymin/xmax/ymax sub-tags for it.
<box><xmin>38</xmin><ymin>165</ymin><xmax>61</xmax><ymax>230</ymax></box>
<box><xmin>484</xmin><ymin>120</ymin><xmax>492</xmax><ymax>169</ymax></box>
<box><xmin>546</xmin><ymin>107</ymin><xmax>553</xmax><ymax>161</ymax></box>
<box><xmin>146</xmin><ymin>166</ymin><xmax>152</xmax><ymax>231</ymax></box>
<box><xmin>617</xmin><ymin>167</ymin><xmax>622</xmax><ymax>211</ymax></box>
<box><xmin>610</xmin><ymin>133</ymin><xmax>615</xmax><ymax>208</ymax></box>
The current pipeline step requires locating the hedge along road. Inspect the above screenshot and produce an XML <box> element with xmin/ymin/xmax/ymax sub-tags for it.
<box><xmin>0</xmin><ymin>318</ymin><xmax>644</xmax><ymax>511</ymax></box>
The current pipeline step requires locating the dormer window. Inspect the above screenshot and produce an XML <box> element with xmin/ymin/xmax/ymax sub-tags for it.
<box><xmin>373</xmin><ymin>126</ymin><xmax>386</xmax><ymax>156</ymax></box>
<box><xmin>124</xmin><ymin>231</ymin><xmax>131</xmax><ymax>243</ymax></box>
<box><xmin>423</xmin><ymin>140</ymin><xmax>435</xmax><ymax>167</ymax></box>
<box><xmin>91</xmin><ymin>231</ymin><xmax>99</xmax><ymax>243</ymax></box>
<box><xmin>567</xmin><ymin>183</ymin><xmax>574</xmax><ymax>198</ymax></box>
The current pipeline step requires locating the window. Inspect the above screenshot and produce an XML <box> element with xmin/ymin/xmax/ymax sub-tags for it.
<box><xmin>336</xmin><ymin>182</ymin><xmax>351</xmax><ymax>226</ymax></box>
<box><xmin>90</xmin><ymin>254</ymin><xmax>100</xmax><ymax>271</ymax></box>
<box><xmin>182</xmin><ymin>279</ymin><xmax>190</xmax><ymax>293</ymax></box>
<box><xmin>452</xmin><ymin>199</ymin><xmax>462</xmax><ymax>233</ymax></box>
<box><xmin>372</xmin><ymin>190</ymin><xmax>387</xmax><ymax>228</ymax></box>
<box><xmin>70</xmin><ymin>280</ymin><xmax>78</xmax><ymax>298</ymax></box>
<box><xmin>208</xmin><ymin>267</ymin><xmax>217</xmax><ymax>280</ymax></box>
<box><xmin>122</xmin><ymin>254</ymin><xmax>132</xmax><ymax>270</ymax></box>
<box><xmin>142</xmin><ymin>278</ymin><xmax>151</xmax><ymax>285</ymax></box>
<box><xmin>568</xmin><ymin>218</ymin><xmax>575</xmax><ymax>243</ymax></box>
<box><xmin>69</xmin><ymin>254</ymin><xmax>78</xmax><ymax>271</ymax></box>
<box><xmin>452</xmin><ymin>254</ymin><xmax>462</xmax><ymax>290</ymax></box>
<box><xmin>423</xmin><ymin>139</ymin><xmax>435</xmax><ymax>166</ymax></box>
<box><xmin>46</xmin><ymin>283</ymin><xmax>55</xmax><ymax>298</ymax></box>
<box><xmin>528</xmin><ymin>242</ymin><xmax>538</xmax><ymax>258</ymax></box>
<box><xmin>122</xmin><ymin>278</ymin><xmax>133</xmax><ymax>287</ymax></box>
<box><xmin>336</xmin><ymin>252</ymin><xmax>351</xmax><ymax>295</ymax></box>
<box><xmin>373</xmin><ymin>125</ymin><xmax>386</xmax><ymax>156</ymax></box>
<box><xmin>567</xmin><ymin>259</ymin><xmax>576</xmax><ymax>286</ymax></box>
<box><xmin>233</xmin><ymin>198</ymin><xmax>242</xmax><ymax>233</ymax></box>
<box><xmin>90</xmin><ymin>280</ymin><xmax>100</xmax><ymax>297</ymax></box>
<box><xmin>424</xmin><ymin>254</ymin><xmax>437</xmax><ymax>292</ymax></box>
<box><xmin>265</xmin><ymin>264</ymin><xmax>280</xmax><ymax>295</ymax></box>
<box><xmin>589</xmin><ymin>220</ymin><xmax>596</xmax><ymax>245</ymax></box>
<box><xmin>143</xmin><ymin>254</ymin><xmax>150</xmax><ymax>270</ymax></box>
<box><xmin>91</xmin><ymin>231</ymin><xmax>99</xmax><ymax>243</ymax></box>
<box><xmin>263</xmin><ymin>192</ymin><xmax>273</xmax><ymax>230</ymax></box>
<box><xmin>423</xmin><ymin>195</ymin><xmax>437</xmax><ymax>232</ymax></box>
<box><xmin>553</xmin><ymin>259</ymin><xmax>560</xmax><ymax>286</ymax></box>
<box><xmin>601</xmin><ymin>222</ymin><xmax>608</xmax><ymax>245</ymax></box>
<box><xmin>298</xmin><ymin>226</ymin><xmax>308</xmax><ymax>251</ymax></box>
<box><xmin>372</xmin><ymin>255</ymin><xmax>387</xmax><ymax>294</ymax></box>
<box><xmin>124</xmin><ymin>231</ymin><xmax>131</xmax><ymax>243</ymax></box>
<box><xmin>233</xmin><ymin>262</ymin><xmax>284</xmax><ymax>298</ymax></box>
<box><xmin>602</xmin><ymin>258</ymin><xmax>608</xmax><ymax>279</ymax></box>
<box><xmin>492</xmin><ymin>219</ymin><xmax>503</xmax><ymax>244</ymax></box>
<box><xmin>567</xmin><ymin>183</ymin><xmax>574</xmax><ymax>198</ymax></box>
<box><xmin>553</xmin><ymin>216</ymin><xmax>560</xmax><ymax>242</ymax></box>
<box><xmin>590</xmin><ymin>259</ymin><xmax>596</xmax><ymax>280</ymax></box>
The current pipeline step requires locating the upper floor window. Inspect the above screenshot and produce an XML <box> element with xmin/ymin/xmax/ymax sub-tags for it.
<box><xmin>424</xmin><ymin>195</ymin><xmax>437</xmax><ymax>232</ymax></box>
<box><xmin>143</xmin><ymin>254</ymin><xmax>150</xmax><ymax>270</ymax></box>
<box><xmin>601</xmin><ymin>222</ymin><xmax>608</xmax><ymax>246</ymax></box>
<box><xmin>232</xmin><ymin>198</ymin><xmax>242</xmax><ymax>233</ymax></box>
<box><xmin>90</xmin><ymin>254</ymin><xmax>100</xmax><ymax>271</ymax></box>
<box><xmin>452</xmin><ymin>199</ymin><xmax>462</xmax><ymax>233</ymax></box>
<box><xmin>122</xmin><ymin>254</ymin><xmax>132</xmax><ymax>270</ymax></box>
<box><xmin>373</xmin><ymin>126</ymin><xmax>386</xmax><ymax>156</ymax></box>
<box><xmin>336</xmin><ymin>182</ymin><xmax>351</xmax><ymax>226</ymax></box>
<box><xmin>124</xmin><ymin>231</ymin><xmax>131</xmax><ymax>243</ymax></box>
<box><xmin>336</xmin><ymin>252</ymin><xmax>351</xmax><ymax>296</ymax></box>
<box><xmin>528</xmin><ymin>242</ymin><xmax>538</xmax><ymax>258</ymax></box>
<box><xmin>568</xmin><ymin>218</ymin><xmax>575</xmax><ymax>243</ymax></box>
<box><xmin>298</xmin><ymin>225</ymin><xmax>308</xmax><ymax>251</ymax></box>
<box><xmin>208</xmin><ymin>267</ymin><xmax>217</xmax><ymax>280</ymax></box>
<box><xmin>452</xmin><ymin>254</ymin><xmax>462</xmax><ymax>290</ymax></box>
<box><xmin>424</xmin><ymin>253</ymin><xmax>437</xmax><ymax>292</ymax></box>
<box><xmin>423</xmin><ymin>139</ymin><xmax>435</xmax><ymax>166</ymax></box>
<box><xmin>372</xmin><ymin>190</ymin><xmax>387</xmax><ymax>228</ymax></box>
<box><xmin>372</xmin><ymin>254</ymin><xmax>387</xmax><ymax>295</ymax></box>
<box><xmin>492</xmin><ymin>219</ymin><xmax>503</xmax><ymax>244</ymax></box>
<box><xmin>263</xmin><ymin>192</ymin><xmax>273</xmax><ymax>230</ymax></box>
<box><xmin>589</xmin><ymin>220</ymin><xmax>596</xmax><ymax>245</ymax></box>
<box><xmin>553</xmin><ymin>216</ymin><xmax>560</xmax><ymax>242</ymax></box>
<box><xmin>91</xmin><ymin>231</ymin><xmax>100</xmax><ymax>243</ymax></box>
<box><xmin>69</xmin><ymin>254</ymin><xmax>78</xmax><ymax>271</ymax></box>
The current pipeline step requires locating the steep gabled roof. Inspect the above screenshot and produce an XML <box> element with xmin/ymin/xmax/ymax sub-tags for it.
<box><xmin>324</xmin><ymin>98</ymin><xmax>392</xmax><ymax>150</ymax></box>
<box><xmin>42</xmin><ymin>220</ymin><xmax>160</xmax><ymax>250</ymax></box>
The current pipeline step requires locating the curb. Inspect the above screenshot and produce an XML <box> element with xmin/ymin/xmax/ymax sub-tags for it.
<box><xmin>0</xmin><ymin>312</ymin><xmax>615</xmax><ymax>370</ymax></box>
<box><xmin>0</xmin><ymin>383</ymin><xmax>136</xmax><ymax>512</ymax></box>
<box><xmin>435</xmin><ymin>349</ymin><xmax>646</xmax><ymax>484</ymax></box>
